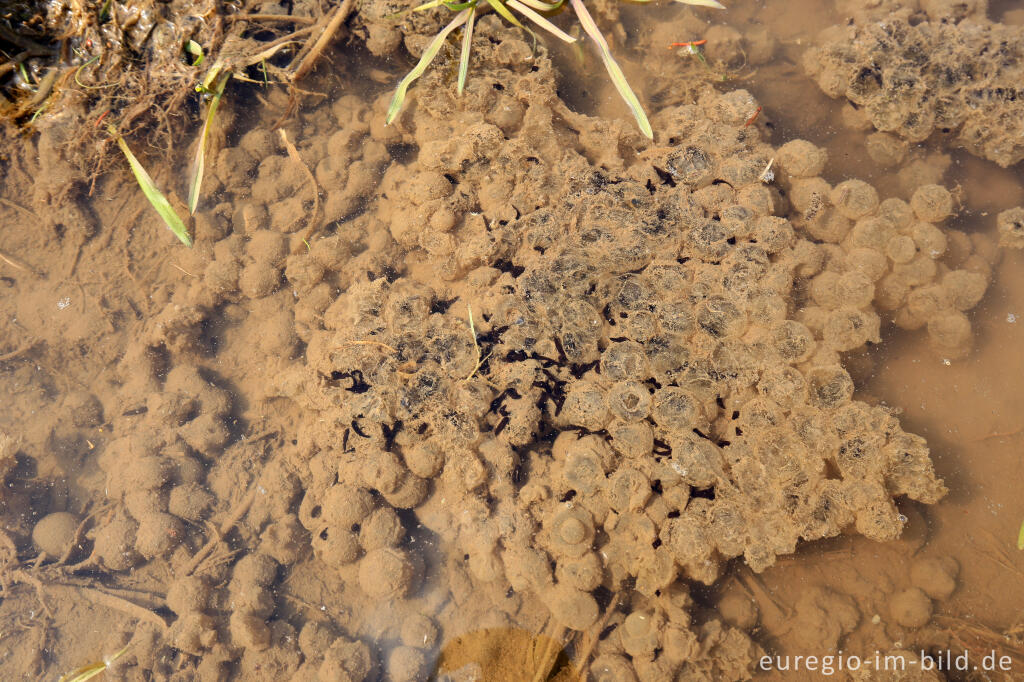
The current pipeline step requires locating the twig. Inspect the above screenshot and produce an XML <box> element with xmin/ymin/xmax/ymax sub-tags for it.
<box><xmin>290</xmin><ymin>0</ymin><xmax>356</xmax><ymax>82</ymax></box>
<box><xmin>182</xmin><ymin>487</ymin><xmax>258</xmax><ymax>577</ymax></box>
<box><xmin>227</xmin><ymin>13</ymin><xmax>316</xmax><ymax>25</ymax></box>
<box><xmin>0</xmin><ymin>24</ymin><xmax>55</xmax><ymax>54</ymax></box>
<box><xmin>0</xmin><ymin>340</ymin><xmax>40</xmax><ymax>363</ymax></box>
<box><xmin>531</xmin><ymin>620</ymin><xmax>567</xmax><ymax>682</ymax></box>
<box><xmin>464</xmin><ymin>303</ymin><xmax>490</xmax><ymax>381</ymax></box>
<box><xmin>575</xmin><ymin>591</ymin><xmax>621</xmax><ymax>681</ymax></box>
<box><xmin>279</xmin><ymin>129</ymin><xmax>322</xmax><ymax>240</ymax></box>
<box><xmin>0</xmin><ymin>250</ymin><xmax>40</xmax><ymax>276</ymax></box>
<box><xmin>336</xmin><ymin>340</ymin><xmax>400</xmax><ymax>354</ymax></box>
<box><xmin>0</xmin><ymin>197</ymin><xmax>41</xmax><ymax>220</ymax></box>
<box><xmin>28</xmin><ymin>578</ymin><xmax>167</xmax><ymax>630</ymax></box>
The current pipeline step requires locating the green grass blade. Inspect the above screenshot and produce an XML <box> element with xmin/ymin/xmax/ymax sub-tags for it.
<box><xmin>506</xmin><ymin>0</ymin><xmax>576</xmax><ymax>43</ymax></box>
<box><xmin>568</xmin><ymin>0</ymin><xmax>652</xmax><ymax>138</ymax></box>
<box><xmin>1018</xmin><ymin>518</ymin><xmax>1024</xmax><ymax>550</ymax></box>
<box><xmin>458</xmin><ymin>6</ymin><xmax>477</xmax><ymax>95</ymax></box>
<box><xmin>188</xmin><ymin>70</ymin><xmax>229</xmax><ymax>215</ymax></box>
<box><xmin>676</xmin><ymin>0</ymin><xmax>725</xmax><ymax>7</ymax></box>
<box><xmin>108</xmin><ymin>125</ymin><xmax>192</xmax><ymax>247</ymax></box>
<box><xmin>386</xmin><ymin>9</ymin><xmax>470</xmax><ymax>124</ymax></box>
<box><xmin>484</xmin><ymin>0</ymin><xmax>528</xmax><ymax>32</ymax></box>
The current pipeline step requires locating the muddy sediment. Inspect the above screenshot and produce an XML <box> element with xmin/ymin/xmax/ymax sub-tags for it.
<box><xmin>1</xmin><ymin>1</ymin><xmax>1023</xmax><ymax>681</ymax></box>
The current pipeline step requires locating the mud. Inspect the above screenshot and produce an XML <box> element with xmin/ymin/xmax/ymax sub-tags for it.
<box><xmin>0</xmin><ymin>1</ymin><xmax>1023</xmax><ymax>681</ymax></box>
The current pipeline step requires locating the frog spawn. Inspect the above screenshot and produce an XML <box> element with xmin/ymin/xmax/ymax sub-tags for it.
<box><xmin>803</xmin><ymin>8</ymin><xmax>1024</xmax><ymax>167</ymax></box>
<box><xmin>260</xmin><ymin>81</ymin><xmax>966</xmax><ymax>679</ymax></box>
<box><xmin>776</xmin><ymin>139</ymin><xmax>999</xmax><ymax>360</ymax></box>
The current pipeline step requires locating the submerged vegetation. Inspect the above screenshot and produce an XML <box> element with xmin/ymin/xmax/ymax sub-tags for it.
<box><xmin>386</xmin><ymin>0</ymin><xmax>725</xmax><ymax>136</ymax></box>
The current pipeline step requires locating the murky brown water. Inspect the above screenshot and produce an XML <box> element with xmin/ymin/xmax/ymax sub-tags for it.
<box><xmin>0</xmin><ymin>0</ymin><xmax>1022</xmax><ymax>680</ymax></box>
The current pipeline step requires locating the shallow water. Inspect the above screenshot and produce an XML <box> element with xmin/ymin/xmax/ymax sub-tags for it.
<box><xmin>0</xmin><ymin>0</ymin><xmax>1022</xmax><ymax>680</ymax></box>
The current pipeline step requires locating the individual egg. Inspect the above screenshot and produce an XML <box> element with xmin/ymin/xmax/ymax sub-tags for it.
<box><xmin>93</xmin><ymin>517</ymin><xmax>141</xmax><ymax>571</ymax></box>
<box><xmin>561</xmin><ymin>381</ymin><xmax>609</xmax><ymax>431</ymax></box>
<box><xmin>229</xmin><ymin>581</ymin><xmax>276</xmax><ymax>620</ymax></box>
<box><xmin>927</xmin><ymin>311</ymin><xmax>972</xmax><ymax>359</ymax></box>
<box><xmin>619</xmin><ymin>610</ymin><xmax>663</xmax><ymax>659</ymax></box>
<box><xmin>233</xmin><ymin>552</ymin><xmax>279</xmax><ymax>587</ymax></box>
<box><xmin>318</xmin><ymin>638</ymin><xmax>375</xmax><ymax>682</ymax></box>
<box><xmin>789</xmin><ymin>177</ymin><xmax>832</xmax><ymax>216</ymax></box>
<box><xmin>605</xmin><ymin>382</ymin><xmax>652</xmax><ymax>422</ymax></box>
<box><xmin>718</xmin><ymin>590</ymin><xmax>760</xmax><ymax>629</ymax></box>
<box><xmin>312</xmin><ymin>527</ymin><xmax>362</xmax><ymax>566</ymax></box>
<box><xmin>806</xmin><ymin>208</ymin><xmax>853</xmax><ymax>244</ymax></box>
<box><xmin>831</xmin><ymin>180</ymin><xmax>879</xmax><ymax>220</ymax></box>
<box><xmin>911</xmin><ymin>222</ymin><xmax>948</xmax><ymax>259</ymax></box>
<box><xmin>380</xmin><ymin>474</ymin><xmax>429</xmax><ymax>509</ymax></box>
<box><xmin>996</xmin><ymin>206</ymin><xmax>1024</xmax><ymax>248</ymax></box>
<box><xmin>589</xmin><ymin>655</ymin><xmax>638</xmax><ymax>682</ymax></box>
<box><xmin>910</xmin><ymin>557</ymin><xmax>959</xmax><ymax>600</ymax></box>
<box><xmin>548</xmin><ymin>586</ymin><xmax>600</xmax><ymax>631</ymax></box>
<box><xmin>32</xmin><ymin>512</ymin><xmax>80</xmax><ymax>558</ymax></box>
<box><xmin>889</xmin><ymin>587</ymin><xmax>933</xmax><ymax>628</ymax></box>
<box><xmin>606</xmin><ymin>467</ymin><xmax>652</xmax><ymax>513</ymax></box>
<box><xmin>361</xmin><ymin>449</ymin><xmax>406</xmax><ymax>494</ymax></box>
<box><xmin>166</xmin><ymin>575</ymin><xmax>212</xmax><ymax>616</ymax></box>
<box><xmin>555</xmin><ymin>552</ymin><xmax>604</xmax><ymax>592</ymax></box>
<box><xmin>696</xmin><ymin>295</ymin><xmax>747</xmax><ymax>338</ymax></box>
<box><xmin>651</xmin><ymin>387</ymin><xmax>703</xmax><ymax>430</ymax></box>
<box><xmin>608</xmin><ymin>421</ymin><xmax>655</xmax><ymax>459</ymax></box>
<box><xmin>847</xmin><ymin>216</ymin><xmax>896</xmax><ymax>252</ymax></box>
<box><xmin>543</xmin><ymin>507</ymin><xmax>596</xmax><ymax>558</ymax></box>
<box><xmin>771</xmin><ymin>320</ymin><xmax>816</xmax><ymax>363</ymax></box>
<box><xmin>320</xmin><ymin>484</ymin><xmax>375</xmax><ymax>531</ymax></box>
<box><xmin>775</xmin><ymin>140</ymin><xmax>828</xmax><ymax>178</ymax></box>
<box><xmin>230</xmin><ymin>611</ymin><xmax>272</xmax><ymax>651</ymax></box>
<box><xmin>941</xmin><ymin>269</ymin><xmax>988</xmax><ymax>311</ymax></box>
<box><xmin>865</xmin><ymin>132</ymin><xmax>908</xmax><ymax>167</ymax></box>
<box><xmin>358</xmin><ymin>507</ymin><xmax>405</xmax><ymax>551</ymax></box>
<box><xmin>877</xmin><ymin>197</ymin><xmax>915</xmax><ymax>230</ymax></box>
<box><xmin>806</xmin><ymin>366</ymin><xmax>854</xmax><ymax>408</ymax></box>
<box><xmin>400</xmin><ymin>614</ymin><xmax>439</xmax><ymax>650</ymax></box>
<box><xmin>886</xmin><ymin>234</ymin><xmax>917</xmax><ymax>264</ymax></box>
<box><xmin>402</xmin><ymin>441</ymin><xmax>444</xmax><ymax>479</ymax></box>
<box><xmin>387</xmin><ymin>646</ymin><xmax>428</xmax><ymax>682</ymax></box>
<box><xmin>134</xmin><ymin>512</ymin><xmax>185</xmax><ymax>559</ymax></box>
<box><xmin>168</xmin><ymin>483</ymin><xmax>215</xmax><ymax>523</ymax></box>
<box><xmin>358</xmin><ymin>548</ymin><xmax>415</xmax><ymax>599</ymax></box>
<box><xmin>910</xmin><ymin>184</ymin><xmax>953</xmax><ymax>223</ymax></box>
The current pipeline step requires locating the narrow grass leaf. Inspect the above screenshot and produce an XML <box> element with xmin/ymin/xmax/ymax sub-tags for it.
<box><xmin>485</xmin><ymin>0</ymin><xmax>539</xmax><ymax>50</ymax></box>
<box><xmin>386</xmin><ymin>0</ymin><xmax>446</xmax><ymax>18</ymax></box>
<box><xmin>514</xmin><ymin>0</ymin><xmax>563</xmax><ymax>11</ymax></box>
<box><xmin>458</xmin><ymin>5</ymin><xmax>477</xmax><ymax>95</ymax></box>
<box><xmin>507</xmin><ymin>0</ymin><xmax>576</xmax><ymax>43</ymax></box>
<box><xmin>676</xmin><ymin>0</ymin><xmax>725</xmax><ymax>7</ymax></box>
<box><xmin>108</xmin><ymin>125</ymin><xmax>192</xmax><ymax>247</ymax></box>
<box><xmin>569</xmin><ymin>0</ymin><xmax>653</xmax><ymax>138</ymax></box>
<box><xmin>186</xmin><ymin>39</ymin><xmax>204</xmax><ymax>66</ymax></box>
<box><xmin>484</xmin><ymin>0</ymin><xmax>530</xmax><ymax>31</ymax></box>
<box><xmin>59</xmin><ymin>645</ymin><xmax>130</xmax><ymax>682</ymax></box>
<box><xmin>188</xmin><ymin>70</ymin><xmax>229</xmax><ymax>215</ymax></box>
<box><xmin>386</xmin><ymin>10</ymin><xmax>470</xmax><ymax>124</ymax></box>
<box><xmin>1018</xmin><ymin>518</ymin><xmax>1024</xmax><ymax>550</ymax></box>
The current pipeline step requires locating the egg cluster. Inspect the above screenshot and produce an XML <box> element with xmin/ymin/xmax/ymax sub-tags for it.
<box><xmin>260</xmin><ymin>77</ymin><xmax>969</xmax><ymax>677</ymax></box>
<box><xmin>93</xmin><ymin>365</ymin><xmax>227</xmax><ymax>569</ymax></box>
<box><xmin>775</xmin><ymin>140</ymin><xmax>999</xmax><ymax>359</ymax></box>
<box><xmin>803</xmin><ymin>7</ymin><xmax>1024</xmax><ymax>167</ymax></box>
